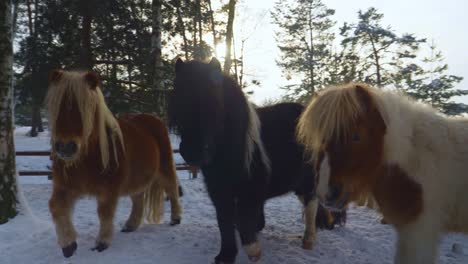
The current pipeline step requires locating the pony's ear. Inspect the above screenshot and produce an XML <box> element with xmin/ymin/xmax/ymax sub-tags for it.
<box><xmin>48</xmin><ymin>69</ymin><xmax>63</xmax><ymax>84</ymax></box>
<box><xmin>209</xmin><ymin>57</ymin><xmax>222</xmax><ymax>73</ymax></box>
<box><xmin>209</xmin><ymin>57</ymin><xmax>223</xmax><ymax>85</ymax></box>
<box><xmin>175</xmin><ymin>58</ymin><xmax>184</xmax><ymax>73</ymax></box>
<box><xmin>84</xmin><ymin>71</ymin><xmax>100</xmax><ymax>90</ymax></box>
<box><xmin>354</xmin><ymin>84</ymin><xmax>372</xmax><ymax>111</ymax></box>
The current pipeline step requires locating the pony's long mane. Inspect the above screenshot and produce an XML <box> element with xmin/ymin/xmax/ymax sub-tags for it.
<box><xmin>246</xmin><ymin>102</ymin><xmax>271</xmax><ymax>175</ymax></box>
<box><xmin>46</xmin><ymin>71</ymin><xmax>124</xmax><ymax>169</ymax></box>
<box><xmin>297</xmin><ymin>83</ymin><xmax>390</xmax><ymax>158</ymax></box>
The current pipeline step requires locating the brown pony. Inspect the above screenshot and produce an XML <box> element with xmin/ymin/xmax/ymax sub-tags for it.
<box><xmin>46</xmin><ymin>70</ymin><xmax>182</xmax><ymax>258</ymax></box>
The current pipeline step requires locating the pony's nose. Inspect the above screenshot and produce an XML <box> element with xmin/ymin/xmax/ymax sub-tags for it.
<box><xmin>54</xmin><ymin>141</ymin><xmax>65</xmax><ymax>153</ymax></box>
<box><xmin>64</xmin><ymin>141</ymin><xmax>78</xmax><ymax>155</ymax></box>
<box><xmin>55</xmin><ymin>140</ymin><xmax>78</xmax><ymax>157</ymax></box>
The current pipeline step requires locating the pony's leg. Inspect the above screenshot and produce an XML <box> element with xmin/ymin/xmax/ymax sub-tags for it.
<box><xmin>300</xmin><ymin>196</ymin><xmax>319</xmax><ymax>249</ymax></box>
<box><xmin>93</xmin><ymin>194</ymin><xmax>119</xmax><ymax>252</ymax></box>
<box><xmin>394</xmin><ymin>220</ymin><xmax>440</xmax><ymax>264</ymax></box>
<box><xmin>122</xmin><ymin>193</ymin><xmax>144</xmax><ymax>232</ymax></box>
<box><xmin>256</xmin><ymin>204</ymin><xmax>265</xmax><ymax>232</ymax></box>
<box><xmin>49</xmin><ymin>186</ymin><xmax>78</xmax><ymax>258</ymax></box>
<box><xmin>356</xmin><ymin>193</ymin><xmax>367</xmax><ymax>207</ymax></box>
<box><xmin>237</xmin><ymin>195</ymin><xmax>264</xmax><ymax>262</ymax></box>
<box><xmin>161</xmin><ymin>175</ymin><xmax>182</xmax><ymax>225</ymax></box>
<box><xmin>208</xmin><ymin>188</ymin><xmax>237</xmax><ymax>264</ymax></box>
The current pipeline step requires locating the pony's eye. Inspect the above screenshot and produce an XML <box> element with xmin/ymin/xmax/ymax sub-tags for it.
<box><xmin>352</xmin><ymin>133</ymin><xmax>360</xmax><ymax>141</ymax></box>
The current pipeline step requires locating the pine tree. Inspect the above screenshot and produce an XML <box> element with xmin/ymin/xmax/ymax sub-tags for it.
<box><xmin>271</xmin><ymin>0</ymin><xmax>336</xmax><ymax>102</ymax></box>
<box><xmin>396</xmin><ymin>41</ymin><xmax>466</xmax><ymax>115</ymax></box>
<box><xmin>0</xmin><ymin>0</ymin><xmax>18</xmax><ymax>224</ymax></box>
<box><xmin>340</xmin><ymin>7</ymin><xmax>425</xmax><ymax>87</ymax></box>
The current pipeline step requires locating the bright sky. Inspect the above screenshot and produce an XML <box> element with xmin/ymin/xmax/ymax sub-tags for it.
<box><xmin>234</xmin><ymin>0</ymin><xmax>468</xmax><ymax>104</ymax></box>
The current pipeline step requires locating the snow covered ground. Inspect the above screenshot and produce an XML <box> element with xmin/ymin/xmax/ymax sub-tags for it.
<box><xmin>1</xmin><ymin>128</ymin><xmax>468</xmax><ymax>264</ymax></box>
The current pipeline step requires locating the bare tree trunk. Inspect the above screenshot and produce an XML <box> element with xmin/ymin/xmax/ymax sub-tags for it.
<box><xmin>307</xmin><ymin>9</ymin><xmax>315</xmax><ymax>95</ymax></box>
<box><xmin>30</xmin><ymin>105</ymin><xmax>38</xmax><ymax>137</ymax></box>
<box><xmin>368</xmin><ymin>33</ymin><xmax>381</xmax><ymax>86</ymax></box>
<box><xmin>151</xmin><ymin>0</ymin><xmax>166</xmax><ymax>118</ymax></box>
<box><xmin>196</xmin><ymin>0</ymin><xmax>203</xmax><ymax>45</ymax></box>
<box><xmin>0</xmin><ymin>0</ymin><xmax>18</xmax><ymax>224</ymax></box>
<box><xmin>30</xmin><ymin>104</ymin><xmax>43</xmax><ymax>137</ymax></box>
<box><xmin>223</xmin><ymin>0</ymin><xmax>236</xmax><ymax>74</ymax></box>
<box><xmin>77</xmin><ymin>0</ymin><xmax>94</xmax><ymax>69</ymax></box>
<box><xmin>12</xmin><ymin>0</ymin><xmax>19</xmax><ymax>39</ymax></box>
<box><xmin>26</xmin><ymin>0</ymin><xmax>33</xmax><ymax>35</ymax></box>
<box><xmin>239</xmin><ymin>40</ymin><xmax>246</xmax><ymax>88</ymax></box>
<box><xmin>192</xmin><ymin>14</ymin><xmax>199</xmax><ymax>60</ymax></box>
<box><xmin>232</xmin><ymin>34</ymin><xmax>239</xmax><ymax>84</ymax></box>
<box><xmin>26</xmin><ymin>0</ymin><xmax>42</xmax><ymax>137</ymax></box>
<box><xmin>174</xmin><ymin>0</ymin><xmax>189</xmax><ymax>60</ymax></box>
<box><xmin>207</xmin><ymin>0</ymin><xmax>217</xmax><ymax>57</ymax></box>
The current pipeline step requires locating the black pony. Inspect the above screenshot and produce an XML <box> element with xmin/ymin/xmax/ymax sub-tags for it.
<box><xmin>168</xmin><ymin>58</ymin><xmax>346</xmax><ymax>264</ymax></box>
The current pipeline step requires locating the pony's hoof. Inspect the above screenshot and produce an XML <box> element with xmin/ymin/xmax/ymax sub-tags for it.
<box><xmin>302</xmin><ymin>239</ymin><xmax>314</xmax><ymax>250</ymax></box>
<box><xmin>213</xmin><ymin>259</ymin><xmax>234</xmax><ymax>264</ymax></box>
<box><xmin>62</xmin><ymin>241</ymin><xmax>77</xmax><ymax>258</ymax></box>
<box><xmin>214</xmin><ymin>254</ymin><xmax>235</xmax><ymax>264</ymax></box>
<box><xmin>91</xmin><ymin>242</ymin><xmax>109</xmax><ymax>252</ymax></box>
<box><xmin>248</xmin><ymin>254</ymin><xmax>261</xmax><ymax>262</ymax></box>
<box><xmin>244</xmin><ymin>242</ymin><xmax>262</xmax><ymax>262</ymax></box>
<box><xmin>170</xmin><ymin>218</ymin><xmax>181</xmax><ymax>226</ymax></box>
<box><xmin>121</xmin><ymin>225</ymin><xmax>137</xmax><ymax>232</ymax></box>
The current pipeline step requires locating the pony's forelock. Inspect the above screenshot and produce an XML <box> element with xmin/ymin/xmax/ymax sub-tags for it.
<box><xmin>297</xmin><ymin>83</ymin><xmax>374</xmax><ymax>157</ymax></box>
<box><xmin>46</xmin><ymin>71</ymin><xmax>124</xmax><ymax>170</ymax></box>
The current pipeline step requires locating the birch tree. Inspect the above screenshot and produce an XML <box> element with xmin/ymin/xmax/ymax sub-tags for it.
<box><xmin>0</xmin><ymin>0</ymin><xmax>18</xmax><ymax>224</ymax></box>
<box><xmin>151</xmin><ymin>0</ymin><xmax>166</xmax><ymax>118</ymax></box>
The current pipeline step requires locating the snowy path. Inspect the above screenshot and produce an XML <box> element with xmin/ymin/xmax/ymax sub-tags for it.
<box><xmin>1</xmin><ymin>129</ymin><xmax>467</xmax><ymax>264</ymax></box>
<box><xmin>2</xmin><ymin>180</ymin><xmax>467</xmax><ymax>264</ymax></box>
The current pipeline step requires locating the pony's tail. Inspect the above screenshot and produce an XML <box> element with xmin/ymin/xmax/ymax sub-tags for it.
<box><xmin>143</xmin><ymin>114</ymin><xmax>181</xmax><ymax>223</ymax></box>
<box><xmin>143</xmin><ymin>178</ymin><xmax>165</xmax><ymax>224</ymax></box>
<box><xmin>151</xmin><ymin>117</ymin><xmax>177</xmax><ymax>182</ymax></box>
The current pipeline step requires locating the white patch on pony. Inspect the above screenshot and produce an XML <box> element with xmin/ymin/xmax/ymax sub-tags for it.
<box><xmin>245</xmin><ymin>102</ymin><xmax>271</xmax><ymax>175</ymax></box>
<box><xmin>317</xmin><ymin>155</ymin><xmax>330</xmax><ymax>199</ymax></box>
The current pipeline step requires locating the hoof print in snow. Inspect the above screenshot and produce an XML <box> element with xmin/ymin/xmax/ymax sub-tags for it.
<box><xmin>170</xmin><ymin>218</ymin><xmax>181</xmax><ymax>226</ymax></box>
<box><xmin>91</xmin><ymin>242</ymin><xmax>109</xmax><ymax>252</ymax></box>
<box><xmin>62</xmin><ymin>241</ymin><xmax>77</xmax><ymax>258</ymax></box>
<box><xmin>121</xmin><ymin>225</ymin><xmax>137</xmax><ymax>233</ymax></box>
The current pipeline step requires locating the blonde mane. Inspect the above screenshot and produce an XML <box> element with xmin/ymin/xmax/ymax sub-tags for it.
<box><xmin>46</xmin><ymin>71</ymin><xmax>124</xmax><ymax>170</ymax></box>
<box><xmin>246</xmin><ymin>102</ymin><xmax>271</xmax><ymax>175</ymax></box>
<box><xmin>297</xmin><ymin>83</ymin><xmax>390</xmax><ymax>158</ymax></box>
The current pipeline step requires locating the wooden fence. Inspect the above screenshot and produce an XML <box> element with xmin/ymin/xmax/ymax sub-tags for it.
<box><xmin>16</xmin><ymin>150</ymin><xmax>199</xmax><ymax>179</ymax></box>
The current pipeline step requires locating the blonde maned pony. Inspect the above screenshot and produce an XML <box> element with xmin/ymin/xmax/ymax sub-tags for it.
<box><xmin>47</xmin><ymin>70</ymin><xmax>182</xmax><ymax>258</ymax></box>
<box><xmin>297</xmin><ymin>83</ymin><xmax>468</xmax><ymax>264</ymax></box>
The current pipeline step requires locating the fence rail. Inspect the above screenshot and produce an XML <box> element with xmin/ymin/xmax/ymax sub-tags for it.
<box><xmin>16</xmin><ymin>150</ymin><xmax>199</xmax><ymax>179</ymax></box>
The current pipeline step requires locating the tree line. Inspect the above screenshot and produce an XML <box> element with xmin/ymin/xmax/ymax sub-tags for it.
<box><xmin>10</xmin><ymin>0</ymin><xmax>468</xmax><ymax>138</ymax></box>
<box><xmin>13</xmin><ymin>0</ymin><xmax>245</xmax><ymax>136</ymax></box>
<box><xmin>271</xmin><ymin>0</ymin><xmax>466</xmax><ymax>115</ymax></box>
